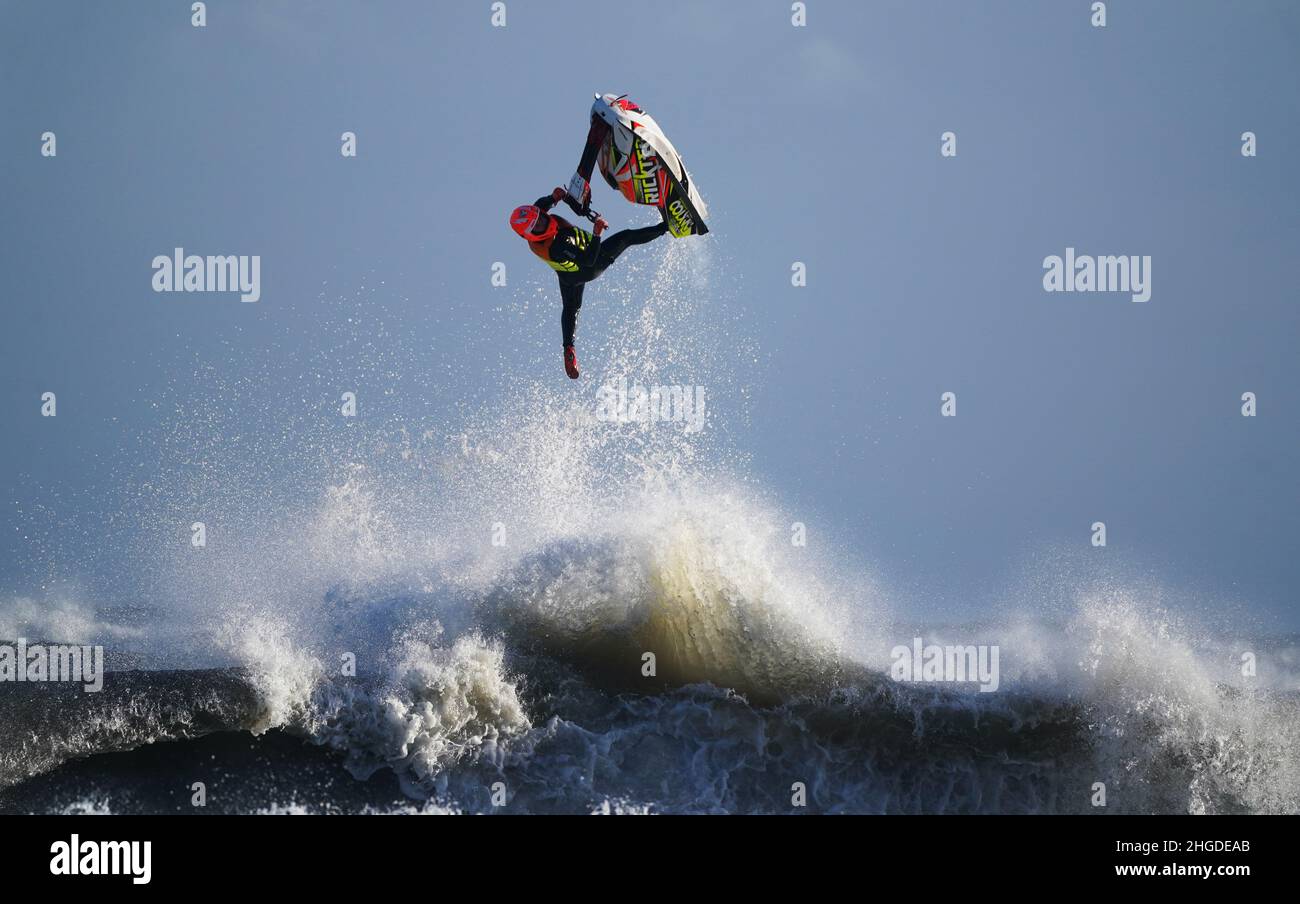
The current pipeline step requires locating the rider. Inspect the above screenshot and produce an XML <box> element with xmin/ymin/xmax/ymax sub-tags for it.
<box><xmin>510</xmin><ymin>187</ymin><xmax>667</xmax><ymax>379</ymax></box>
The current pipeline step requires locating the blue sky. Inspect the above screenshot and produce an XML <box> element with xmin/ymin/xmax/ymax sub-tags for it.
<box><xmin>3</xmin><ymin>0</ymin><xmax>1298</xmax><ymax>630</ymax></box>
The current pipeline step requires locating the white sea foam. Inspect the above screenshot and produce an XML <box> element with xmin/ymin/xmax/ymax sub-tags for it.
<box><xmin>0</xmin><ymin>594</ymin><xmax>142</xmax><ymax>645</ymax></box>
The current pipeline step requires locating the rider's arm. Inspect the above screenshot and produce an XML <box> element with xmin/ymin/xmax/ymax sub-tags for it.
<box><xmin>536</xmin><ymin>187</ymin><xmax>567</xmax><ymax>213</ymax></box>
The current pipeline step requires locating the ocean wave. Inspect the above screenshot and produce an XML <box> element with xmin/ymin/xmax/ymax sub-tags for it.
<box><xmin>6</xmin><ymin>586</ymin><xmax>1296</xmax><ymax>814</ymax></box>
<box><xmin>4</xmin><ymin>213</ymin><xmax>1297</xmax><ymax>815</ymax></box>
<box><xmin>0</xmin><ymin>668</ymin><xmax>259</xmax><ymax>793</ymax></box>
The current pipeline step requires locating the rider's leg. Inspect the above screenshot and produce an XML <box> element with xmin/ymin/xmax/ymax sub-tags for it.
<box><xmin>593</xmin><ymin>222</ymin><xmax>669</xmax><ymax>272</ymax></box>
<box><xmin>560</xmin><ymin>280</ymin><xmax>585</xmax><ymax>347</ymax></box>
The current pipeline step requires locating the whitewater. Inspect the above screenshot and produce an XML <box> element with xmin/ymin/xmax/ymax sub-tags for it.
<box><xmin>1</xmin><ymin>238</ymin><xmax>1298</xmax><ymax>815</ymax></box>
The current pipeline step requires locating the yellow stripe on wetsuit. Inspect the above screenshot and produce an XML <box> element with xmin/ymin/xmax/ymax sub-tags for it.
<box><xmin>543</xmin><ymin>228</ymin><xmax>592</xmax><ymax>273</ymax></box>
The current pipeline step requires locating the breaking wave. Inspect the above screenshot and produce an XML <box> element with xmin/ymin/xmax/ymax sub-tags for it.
<box><xmin>3</xmin><ymin>237</ymin><xmax>1297</xmax><ymax>815</ymax></box>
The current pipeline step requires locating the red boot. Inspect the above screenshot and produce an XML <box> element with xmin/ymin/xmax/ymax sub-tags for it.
<box><xmin>563</xmin><ymin>345</ymin><xmax>580</xmax><ymax>380</ymax></box>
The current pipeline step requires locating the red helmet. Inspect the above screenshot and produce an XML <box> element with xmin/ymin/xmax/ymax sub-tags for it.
<box><xmin>510</xmin><ymin>204</ymin><xmax>556</xmax><ymax>243</ymax></box>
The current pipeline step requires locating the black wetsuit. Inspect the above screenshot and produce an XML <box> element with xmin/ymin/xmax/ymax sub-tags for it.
<box><xmin>533</xmin><ymin>194</ymin><xmax>667</xmax><ymax>346</ymax></box>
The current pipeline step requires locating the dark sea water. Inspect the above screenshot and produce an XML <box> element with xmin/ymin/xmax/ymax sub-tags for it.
<box><xmin>3</xmin><ymin>628</ymin><xmax>1297</xmax><ymax>815</ymax></box>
